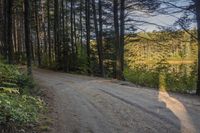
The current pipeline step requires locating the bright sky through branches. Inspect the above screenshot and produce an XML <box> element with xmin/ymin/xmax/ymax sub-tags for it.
<box><xmin>137</xmin><ymin>0</ymin><xmax>196</xmax><ymax>32</ymax></box>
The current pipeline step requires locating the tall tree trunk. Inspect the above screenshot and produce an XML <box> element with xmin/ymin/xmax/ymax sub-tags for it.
<box><xmin>61</xmin><ymin>0</ymin><xmax>68</xmax><ymax>71</ymax></box>
<box><xmin>7</xmin><ymin>0</ymin><xmax>14</xmax><ymax>64</ymax></box>
<box><xmin>80</xmin><ymin>0</ymin><xmax>83</xmax><ymax>51</ymax></box>
<box><xmin>64</xmin><ymin>0</ymin><xmax>69</xmax><ymax>72</ymax></box>
<box><xmin>113</xmin><ymin>0</ymin><xmax>120</xmax><ymax>79</ymax></box>
<box><xmin>195</xmin><ymin>0</ymin><xmax>200</xmax><ymax>96</ymax></box>
<box><xmin>2</xmin><ymin>0</ymin><xmax>7</xmax><ymax>58</ymax></box>
<box><xmin>54</xmin><ymin>0</ymin><xmax>59</xmax><ymax>67</ymax></box>
<box><xmin>91</xmin><ymin>0</ymin><xmax>104</xmax><ymax>77</ymax></box>
<box><xmin>70</xmin><ymin>0</ymin><xmax>75</xmax><ymax>70</ymax></box>
<box><xmin>47</xmin><ymin>0</ymin><xmax>52</xmax><ymax>65</ymax></box>
<box><xmin>35</xmin><ymin>0</ymin><xmax>41</xmax><ymax>66</ymax></box>
<box><xmin>73</xmin><ymin>8</ymin><xmax>78</xmax><ymax>55</ymax></box>
<box><xmin>42</xmin><ymin>0</ymin><xmax>47</xmax><ymax>56</ymax></box>
<box><xmin>30</xmin><ymin>28</ymin><xmax>35</xmax><ymax>62</ymax></box>
<box><xmin>0</xmin><ymin>0</ymin><xmax>3</xmax><ymax>55</ymax></box>
<box><xmin>119</xmin><ymin>0</ymin><xmax>125</xmax><ymax>80</ymax></box>
<box><xmin>86</xmin><ymin>0</ymin><xmax>91</xmax><ymax>74</ymax></box>
<box><xmin>57</xmin><ymin>0</ymin><xmax>61</xmax><ymax>68</ymax></box>
<box><xmin>98</xmin><ymin>0</ymin><xmax>104</xmax><ymax>77</ymax></box>
<box><xmin>13</xmin><ymin>14</ymin><xmax>17</xmax><ymax>53</ymax></box>
<box><xmin>24</xmin><ymin>0</ymin><xmax>32</xmax><ymax>75</ymax></box>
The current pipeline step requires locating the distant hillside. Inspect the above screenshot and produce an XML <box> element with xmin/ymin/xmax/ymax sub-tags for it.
<box><xmin>125</xmin><ymin>30</ymin><xmax>197</xmax><ymax>68</ymax></box>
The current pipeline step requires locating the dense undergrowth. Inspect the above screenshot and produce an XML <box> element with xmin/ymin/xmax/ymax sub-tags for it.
<box><xmin>0</xmin><ymin>61</ymin><xmax>44</xmax><ymax>133</ymax></box>
<box><xmin>124</xmin><ymin>67</ymin><xmax>196</xmax><ymax>93</ymax></box>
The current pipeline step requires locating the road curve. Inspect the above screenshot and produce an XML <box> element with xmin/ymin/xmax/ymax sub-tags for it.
<box><xmin>33</xmin><ymin>69</ymin><xmax>200</xmax><ymax>133</ymax></box>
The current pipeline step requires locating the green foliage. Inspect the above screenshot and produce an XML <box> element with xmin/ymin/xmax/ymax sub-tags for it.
<box><xmin>0</xmin><ymin>63</ymin><xmax>20</xmax><ymax>82</ymax></box>
<box><xmin>124</xmin><ymin>68</ymin><xmax>159</xmax><ymax>88</ymax></box>
<box><xmin>0</xmin><ymin>61</ymin><xmax>44</xmax><ymax>131</ymax></box>
<box><xmin>0</xmin><ymin>87</ymin><xmax>20</xmax><ymax>94</ymax></box>
<box><xmin>124</xmin><ymin>30</ymin><xmax>197</xmax><ymax>93</ymax></box>
<box><xmin>125</xmin><ymin>30</ymin><xmax>197</xmax><ymax>69</ymax></box>
<box><xmin>0</xmin><ymin>61</ymin><xmax>34</xmax><ymax>93</ymax></box>
<box><xmin>76</xmin><ymin>46</ymin><xmax>89</xmax><ymax>74</ymax></box>
<box><xmin>0</xmin><ymin>93</ymin><xmax>43</xmax><ymax>125</ymax></box>
<box><xmin>125</xmin><ymin>67</ymin><xmax>196</xmax><ymax>93</ymax></box>
<box><xmin>165</xmin><ymin>70</ymin><xmax>196</xmax><ymax>93</ymax></box>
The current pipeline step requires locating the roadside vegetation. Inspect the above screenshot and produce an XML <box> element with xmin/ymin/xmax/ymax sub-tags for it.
<box><xmin>0</xmin><ymin>59</ymin><xmax>44</xmax><ymax>132</ymax></box>
<box><xmin>124</xmin><ymin>30</ymin><xmax>197</xmax><ymax>93</ymax></box>
<box><xmin>124</xmin><ymin>67</ymin><xmax>196</xmax><ymax>93</ymax></box>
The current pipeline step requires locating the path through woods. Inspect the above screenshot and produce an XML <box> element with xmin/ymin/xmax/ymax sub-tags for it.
<box><xmin>34</xmin><ymin>69</ymin><xmax>200</xmax><ymax>133</ymax></box>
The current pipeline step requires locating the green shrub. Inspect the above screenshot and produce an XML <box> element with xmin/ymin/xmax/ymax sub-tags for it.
<box><xmin>124</xmin><ymin>68</ymin><xmax>159</xmax><ymax>88</ymax></box>
<box><xmin>0</xmin><ymin>92</ymin><xmax>43</xmax><ymax>125</ymax></box>
<box><xmin>0</xmin><ymin>61</ymin><xmax>34</xmax><ymax>93</ymax></box>
<box><xmin>0</xmin><ymin>61</ymin><xmax>44</xmax><ymax>132</ymax></box>
<box><xmin>124</xmin><ymin>67</ymin><xmax>196</xmax><ymax>93</ymax></box>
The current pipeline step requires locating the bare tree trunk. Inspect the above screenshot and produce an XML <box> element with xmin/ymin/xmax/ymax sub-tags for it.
<box><xmin>57</xmin><ymin>1</ymin><xmax>61</xmax><ymax>68</ymax></box>
<box><xmin>0</xmin><ymin>0</ymin><xmax>2</xmax><ymax>53</ymax></box>
<box><xmin>7</xmin><ymin>0</ymin><xmax>14</xmax><ymax>64</ymax></box>
<box><xmin>2</xmin><ymin>0</ymin><xmax>7</xmax><ymax>57</ymax></box>
<box><xmin>113</xmin><ymin>0</ymin><xmax>120</xmax><ymax>79</ymax></box>
<box><xmin>35</xmin><ymin>0</ymin><xmax>41</xmax><ymax>66</ymax></box>
<box><xmin>86</xmin><ymin>0</ymin><xmax>91</xmax><ymax>74</ymax></box>
<box><xmin>24</xmin><ymin>0</ymin><xmax>32</xmax><ymax>75</ymax></box>
<box><xmin>54</xmin><ymin>0</ymin><xmax>60</xmax><ymax>67</ymax></box>
<box><xmin>195</xmin><ymin>0</ymin><xmax>200</xmax><ymax>96</ymax></box>
<box><xmin>91</xmin><ymin>0</ymin><xmax>104</xmax><ymax>77</ymax></box>
<box><xmin>41</xmin><ymin>0</ymin><xmax>47</xmax><ymax>56</ymax></box>
<box><xmin>13</xmin><ymin>13</ymin><xmax>17</xmax><ymax>53</ymax></box>
<box><xmin>73</xmin><ymin>8</ymin><xmax>78</xmax><ymax>55</ymax></box>
<box><xmin>47</xmin><ymin>0</ymin><xmax>52</xmax><ymax>65</ymax></box>
<box><xmin>98</xmin><ymin>0</ymin><xmax>105</xmax><ymax>77</ymax></box>
<box><xmin>80</xmin><ymin>0</ymin><xmax>83</xmax><ymax>51</ymax></box>
<box><xmin>119</xmin><ymin>0</ymin><xmax>125</xmax><ymax>80</ymax></box>
<box><xmin>3</xmin><ymin>0</ymin><xmax>7</xmax><ymax>57</ymax></box>
<box><xmin>70</xmin><ymin>0</ymin><xmax>76</xmax><ymax>70</ymax></box>
<box><xmin>30</xmin><ymin>28</ymin><xmax>35</xmax><ymax>62</ymax></box>
<box><xmin>64</xmin><ymin>0</ymin><xmax>69</xmax><ymax>72</ymax></box>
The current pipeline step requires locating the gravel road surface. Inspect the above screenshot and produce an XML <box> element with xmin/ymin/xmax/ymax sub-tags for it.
<box><xmin>34</xmin><ymin>69</ymin><xmax>200</xmax><ymax>133</ymax></box>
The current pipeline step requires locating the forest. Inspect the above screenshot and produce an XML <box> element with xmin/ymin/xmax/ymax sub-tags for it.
<box><xmin>0</xmin><ymin>0</ymin><xmax>199</xmax><ymax>94</ymax></box>
<box><xmin>0</xmin><ymin>0</ymin><xmax>200</xmax><ymax>132</ymax></box>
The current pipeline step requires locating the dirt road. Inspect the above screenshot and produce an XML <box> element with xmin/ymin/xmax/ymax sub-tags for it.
<box><xmin>33</xmin><ymin>69</ymin><xmax>200</xmax><ymax>133</ymax></box>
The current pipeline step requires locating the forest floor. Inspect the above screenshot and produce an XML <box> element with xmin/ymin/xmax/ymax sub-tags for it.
<box><xmin>33</xmin><ymin>68</ymin><xmax>200</xmax><ymax>133</ymax></box>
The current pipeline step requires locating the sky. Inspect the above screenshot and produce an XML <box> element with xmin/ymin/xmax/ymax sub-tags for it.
<box><xmin>140</xmin><ymin>14</ymin><xmax>196</xmax><ymax>32</ymax></box>
<box><xmin>140</xmin><ymin>15</ymin><xmax>181</xmax><ymax>31</ymax></box>
<box><xmin>136</xmin><ymin>0</ymin><xmax>196</xmax><ymax>32</ymax></box>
